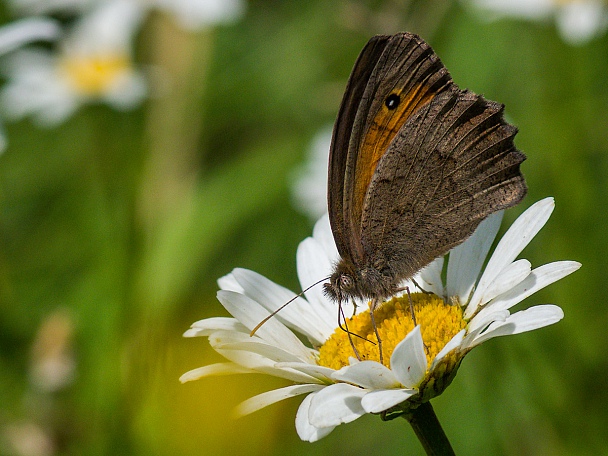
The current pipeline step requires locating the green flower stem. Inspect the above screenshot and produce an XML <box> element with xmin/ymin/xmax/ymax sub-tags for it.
<box><xmin>405</xmin><ymin>402</ymin><xmax>455</xmax><ymax>456</ymax></box>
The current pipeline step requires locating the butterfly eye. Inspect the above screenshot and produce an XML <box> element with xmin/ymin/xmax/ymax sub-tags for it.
<box><xmin>340</xmin><ymin>274</ymin><xmax>354</xmax><ymax>291</ymax></box>
<box><xmin>385</xmin><ymin>93</ymin><xmax>401</xmax><ymax>110</ymax></box>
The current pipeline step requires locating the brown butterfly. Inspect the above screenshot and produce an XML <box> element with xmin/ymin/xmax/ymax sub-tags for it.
<box><xmin>323</xmin><ymin>33</ymin><xmax>527</xmax><ymax>316</ymax></box>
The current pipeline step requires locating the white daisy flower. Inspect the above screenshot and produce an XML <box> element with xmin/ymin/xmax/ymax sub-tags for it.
<box><xmin>181</xmin><ymin>197</ymin><xmax>579</xmax><ymax>442</ymax></box>
<box><xmin>467</xmin><ymin>0</ymin><xmax>608</xmax><ymax>45</ymax></box>
<box><xmin>1</xmin><ymin>0</ymin><xmax>146</xmax><ymax>127</ymax></box>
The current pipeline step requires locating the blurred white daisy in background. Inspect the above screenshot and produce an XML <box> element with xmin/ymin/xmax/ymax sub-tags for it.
<box><xmin>0</xmin><ymin>0</ymin><xmax>146</xmax><ymax>127</ymax></box>
<box><xmin>467</xmin><ymin>0</ymin><xmax>608</xmax><ymax>45</ymax></box>
<box><xmin>0</xmin><ymin>17</ymin><xmax>60</xmax><ymax>151</ymax></box>
<box><xmin>8</xmin><ymin>0</ymin><xmax>245</xmax><ymax>31</ymax></box>
<box><xmin>181</xmin><ymin>197</ymin><xmax>580</xmax><ymax>442</ymax></box>
<box><xmin>151</xmin><ymin>0</ymin><xmax>245</xmax><ymax>30</ymax></box>
<box><xmin>291</xmin><ymin>126</ymin><xmax>332</xmax><ymax>221</ymax></box>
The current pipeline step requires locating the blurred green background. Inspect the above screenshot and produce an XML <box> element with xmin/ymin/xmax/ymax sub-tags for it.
<box><xmin>0</xmin><ymin>0</ymin><xmax>604</xmax><ymax>455</ymax></box>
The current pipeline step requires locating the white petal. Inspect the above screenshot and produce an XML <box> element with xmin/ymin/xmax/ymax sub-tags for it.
<box><xmin>208</xmin><ymin>332</ymin><xmax>319</xmax><ymax>383</ymax></box>
<box><xmin>184</xmin><ymin>317</ymin><xmax>247</xmax><ymax>337</ymax></box>
<box><xmin>179</xmin><ymin>362</ymin><xmax>253</xmax><ymax>383</ymax></box>
<box><xmin>462</xmin><ymin>310</ymin><xmax>510</xmax><ymax>349</ymax></box>
<box><xmin>296</xmin><ymin>392</ymin><xmax>336</xmax><ymax>442</ymax></box>
<box><xmin>415</xmin><ymin>257</ymin><xmax>445</xmax><ymax>296</ymax></box>
<box><xmin>308</xmin><ymin>383</ymin><xmax>367</xmax><ymax>427</ymax></box>
<box><xmin>231</xmin><ymin>268</ymin><xmax>330</xmax><ymax>345</ymax></box>
<box><xmin>332</xmin><ymin>361</ymin><xmax>399</xmax><ymax>389</ymax></box>
<box><xmin>465</xmin><ymin>198</ymin><xmax>555</xmax><ymax>318</ymax></box>
<box><xmin>474</xmin><ymin>259</ymin><xmax>531</xmax><ymax>306</ymax></box>
<box><xmin>468</xmin><ymin>305</ymin><xmax>564</xmax><ymax>348</ymax></box>
<box><xmin>313</xmin><ymin>213</ymin><xmax>339</xmax><ymax>259</ymax></box>
<box><xmin>361</xmin><ymin>389</ymin><xmax>417</xmax><ymax>414</ymax></box>
<box><xmin>236</xmin><ymin>383</ymin><xmax>324</xmax><ymax>416</ymax></box>
<box><xmin>275</xmin><ymin>362</ymin><xmax>336</xmax><ymax>382</ymax></box>
<box><xmin>447</xmin><ymin>211</ymin><xmax>503</xmax><ymax>304</ymax></box>
<box><xmin>211</xmin><ymin>334</ymin><xmax>307</xmax><ymax>364</ymax></box>
<box><xmin>471</xmin><ymin>261</ymin><xmax>580</xmax><ymax>325</ymax></box>
<box><xmin>296</xmin><ymin>236</ymin><xmax>338</xmax><ymax>325</ymax></box>
<box><xmin>430</xmin><ymin>329</ymin><xmax>466</xmax><ymax>370</ymax></box>
<box><xmin>390</xmin><ymin>326</ymin><xmax>427</xmax><ymax>388</ymax></box>
<box><xmin>217</xmin><ymin>290</ymin><xmax>314</xmax><ymax>361</ymax></box>
<box><xmin>217</xmin><ymin>271</ymin><xmax>243</xmax><ymax>293</ymax></box>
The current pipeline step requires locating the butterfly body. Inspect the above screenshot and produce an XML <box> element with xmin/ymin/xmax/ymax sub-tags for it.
<box><xmin>323</xmin><ymin>33</ymin><xmax>527</xmax><ymax>306</ymax></box>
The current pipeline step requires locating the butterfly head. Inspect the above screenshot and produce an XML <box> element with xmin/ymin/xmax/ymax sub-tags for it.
<box><xmin>324</xmin><ymin>259</ymin><xmax>359</xmax><ymax>303</ymax></box>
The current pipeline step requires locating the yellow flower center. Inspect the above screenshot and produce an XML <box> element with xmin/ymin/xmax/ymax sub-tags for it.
<box><xmin>318</xmin><ymin>293</ymin><xmax>466</xmax><ymax>370</ymax></box>
<box><xmin>59</xmin><ymin>53</ymin><xmax>132</xmax><ymax>96</ymax></box>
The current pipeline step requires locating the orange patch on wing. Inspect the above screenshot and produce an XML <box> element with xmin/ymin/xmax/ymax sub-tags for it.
<box><xmin>351</xmin><ymin>83</ymin><xmax>438</xmax><ymax>227</ymax></box>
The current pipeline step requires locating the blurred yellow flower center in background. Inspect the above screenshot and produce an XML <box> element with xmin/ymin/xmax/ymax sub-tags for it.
<box><xmin>59</xmin><ymin>53</ymin><xmax>131</xmax><ymax>95</ymax></box>
<box><xmin>318</xmin><ymin>293</ymin><xmax>466</xmax><ymax>370</ymax></box>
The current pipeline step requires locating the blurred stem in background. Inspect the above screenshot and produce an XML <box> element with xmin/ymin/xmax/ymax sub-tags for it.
<box><xmin>139</xmin><ymin>13</ymin><xmax>213</xmax><ymax>230</ymax></box>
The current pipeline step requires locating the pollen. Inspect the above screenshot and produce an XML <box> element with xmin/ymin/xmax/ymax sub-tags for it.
<box><xmin>59</xmin><ymin>53</ymin><xmax>132</xmax><ymax>96</ymax></box>
<box><xmin>318</xmin><ymin>293</ymin><xmax>466</xmax><ymax>370</ymax></box>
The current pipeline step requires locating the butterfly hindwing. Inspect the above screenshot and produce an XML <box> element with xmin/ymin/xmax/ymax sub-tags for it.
<box><xmin>359</xmin><ymin>88</ymin><xmax>526</xmax><ymax>280</ymax></box>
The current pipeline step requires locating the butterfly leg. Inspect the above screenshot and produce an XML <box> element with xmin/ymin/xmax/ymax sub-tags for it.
<box><xmin>406</xmin><ymin>286</ymin><xmax>431</xmax><ymax>356</ymax></box>
<box><xmin>369</xmin><ymin>299</ymin><xmax>384</xmax><ymax>365</ymax></box>
<box><xmin>338</xmin><ymin>299</ymin><xmax>362</xmax><ymax>361</ymax></box>
<box><xmin>411</xmin><ymin>278</ymin><xmax>433</xmax><ymax>295</ymax></box>
<box><xmin>394</xmin><ymin>285</ymin><xmax>418</xmax><ymax>326</ymax></box>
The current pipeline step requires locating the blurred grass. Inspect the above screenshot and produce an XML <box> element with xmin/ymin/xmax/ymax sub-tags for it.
<box><xmin>0</xmin><ymin>0</ymin><xmax>606</xmax><ymax>455</ymax></box>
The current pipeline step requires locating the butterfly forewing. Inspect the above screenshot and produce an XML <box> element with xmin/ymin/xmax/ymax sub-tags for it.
<box><xmin>328</xmin><ymin>35</ymin><xmax>391</xmax><ymax>262</ymax></box>
<box><xmin>329</xmin><ymin>32</ymin><xmax>454</xmax><ymax>268</ymax></box>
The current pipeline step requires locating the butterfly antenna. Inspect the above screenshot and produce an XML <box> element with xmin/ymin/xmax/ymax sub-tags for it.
<box><xmin>249</xmin><ymin>276</ymin><xmax>329</xmax><ymax>337</ymax></box>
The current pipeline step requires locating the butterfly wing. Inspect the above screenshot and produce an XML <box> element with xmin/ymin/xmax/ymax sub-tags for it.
<box><xmin>360</xmin><ymin>88</ymin><xmax>527</xmax><ymax>280</ymax></box>
<box><xmin>328</xmin><ymin>32</ymin><xmax>453</xmax><ymax>266</ymax></box>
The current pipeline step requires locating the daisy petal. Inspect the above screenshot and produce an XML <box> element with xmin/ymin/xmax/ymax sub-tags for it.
<box><xmin>472</xmin><ymin>261</ymin><xmax>581</xmax><ymax>323</ymax></box>
<box><xmin>468</xmin><ymin>305</ymin><xmax>564</xmax><ymax>348</ymax></box>
<box><xmin>275</xmin><ymin>362</ymin><xmax>335</xmax><ymax>382</ymax></box>
<box><xmin>231</xmin><ymin>268</ymin><xmax>330</xmax><ymax>345</ymax></box>
<box><xmin>308</xmin><ymin>383</ymin><xmax>367</xmax><ymax>428</ymax></box>
<box><xmin>312</xmin><ymin>214</ymin><xmax>339</xmax><ymax>259</ymax></box>
<box><xmin>332</xmin><ymin>360</ymin><xmax>399</xmax><ymax>389</ymax></box>
<box><xmin>236</xmin><ymin>384</ymin><xmax>324</xmax><ymax>417</ymax></box>
<box><xmin>208</xmin><ymin>330</ymin><xmax>316</xmax><ymax>367</ymax></box>
<box><xmin>179</xmin><ymin>362</ymin><xmax>254</xmax><ymax>383</ymax></box>
<box><xmin>208</xmin><ymin>333</ymin><xmax>319</xmax><ymax>383</ymax></box>
<box><xmin>361</xmin><ymin>389</ymin><xmax>417</xmax><ymax>414</ymax></box>
<box><xmin>296</xmin><ymin>392</ymin><xmax>336</xmax><ymax>442</ymax></box>
<box><xmin>431</xmin><ymin>329</ymin><xmax>466</xmax><ymax>370</ymax></box>
<box><xmin>184</xmin><ymin>317</ymin><xmax>247</xmax><ymax>337</ymax></box>
<box><xmin>217</xmin><ymin>272</ymin><xmax>243</xmax><ymax>292</ymax></box>
<box><xmin>474</xmin><ymin>259</ymin><xmax>531</xmax><ymax>306</ymax></box>
<box><xmin>217</xmin><ymin>290</ymin><xmax>313</xmax><ymax>361</ymax></box>
<box><xmin>390</xmin><ymin>326</ymin><xmax>427</xmax><ymax>388</ymax></box>
<box><xmin>462</xmin><ymin>310</ymin><xmax>510</xmax><ymax>349</ymax></box>
<box><xmin>447</xmin><ymin>211</ymin><xmax>503</xmax><ymax>304</ymax></box>
<box><xmin>415</xmin><ymin>257</ymin><xmax>445</xmax><ymax>296</ymax></box>
<box><xmin>465</xmin><ymin>197</ymin><xmax>555</xmax><ymax>318</ymax></box>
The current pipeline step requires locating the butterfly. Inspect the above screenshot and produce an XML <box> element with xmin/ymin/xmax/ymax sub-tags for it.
<box><xmin>323</xmin><ymin>32</ymin><xmax>526</xmax><ymax>320</ymax></box>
